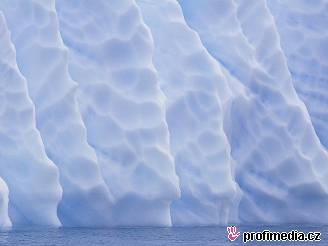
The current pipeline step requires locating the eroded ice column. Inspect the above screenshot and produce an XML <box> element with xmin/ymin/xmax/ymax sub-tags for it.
<box><xmin>267</xmin><ymin>0</ymin><xmax>328</xmax><ymax>148</ymax></box>
<box><xmin>0</xmin><ymin>12</ymin><xmax>61</xmax><ymax>226</ymax></box>
<box><xmin>136</xmin><ymin>0</ymin><xmax>236</xmax><ymax>225</ymax></box>
<box><xmin>179</xmin><ymin>0</ymin><xmax>328</xmax><ymax>223</ymax></box>
<box><xmin>0</xmin><ymin>0</ymin><xmax>114</xmax><ymax>226</ymax></box>
<box><xmin>56</xmin><ymin>0</ymin><xmax>180</xmax><ymax>226</ymax></box>
<box><xmin>0</xmin><ymin>178</ymin><xmax>10</xmax><ymax>227</ymax></box>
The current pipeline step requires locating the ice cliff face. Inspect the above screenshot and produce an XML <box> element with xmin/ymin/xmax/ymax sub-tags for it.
<box><xmin>0</xmin><ymin>12</ymin><xmax>61</xmax><ymax>226</ymax></box>
<box><xmin>179</xmin><ymin>0</ymin><xmax>328</xmax><ymax>223</ymax></box>
<box><xmin>136</xmin><ymin>0</ymin><xmax>236</xmax><ymax>225</ymax></box>
<box><xmin>267</xmin><ymin>0</ymin><xmax>328</xmax><ymax>148</ymax></box>
<box><xmin>55</xmin><ymin>0</ymin><xmax>180</xmax><ymax>226</ymax></box>
<box><xmin>0</xmin><ymin>0</ymin><xmax>114</xmax><ymax>227</ymax></box>
<box><xmin>0</xmin><ymin>0</ymin><xmax>327</xmax><ymax>227</ymax></box>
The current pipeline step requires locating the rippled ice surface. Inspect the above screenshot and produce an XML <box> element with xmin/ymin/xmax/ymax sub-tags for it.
<box><xmin>0</xmin><ymin>225</ymin><xmax>327</xmax><ymax>245</ymax></box>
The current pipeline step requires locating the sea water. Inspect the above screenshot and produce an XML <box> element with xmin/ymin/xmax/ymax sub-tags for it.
<box><xmin>0</xmin><ymin>225</ymin><xmax>326</xmax><ymax>245</ymax></box>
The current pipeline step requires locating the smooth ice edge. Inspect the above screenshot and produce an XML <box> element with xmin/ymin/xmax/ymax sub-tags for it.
<box><xmin>0</xmin><ymin>177</ymin><xmax>11</xmax><ymax>227</ymax></box>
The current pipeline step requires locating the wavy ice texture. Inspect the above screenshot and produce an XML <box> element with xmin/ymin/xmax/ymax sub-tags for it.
<box><xmin>0</xmin><ymin>0</ymin><xmax>114</xmax><ymax>226</ymax></box>
<box><xmin>235</xmin><ymin>0</ymin><xmax>294</xmax><ymax>90</ymax></box>
<box><xmin>0</xmin><ymin>12</ymin><xmax>61</xmax><ymax>226</ymax></box>
<box><xmin>55</xmin><ymin>0</ymin><xmax>180</xmax><ymax>226</ymax></box>
<box><xmin>267</xmin><ymin>0</ymin><xmax>328</xmax><ymax>148</ymax></box>
<box><xmin>179</xmin><ymin>0</ymin><xmax>328</xmax><ymax>223</ymax></box>
<box><xmin>135</xmin><ymin>0</ymin><xmax>236</xmax><ymax>225</ymax></box>
<box><xmin>0</xmin><ymin>0</ymin><xmax>327</xmax><ymax>227</ymax></box>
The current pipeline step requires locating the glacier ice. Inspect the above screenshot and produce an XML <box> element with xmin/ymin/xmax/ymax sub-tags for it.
<box><xmin>0</xmin><ymin>0</ymin><xmax>113</xmax><ymax>226</ymax></box>
<box><xmin>0</xmin><ymin>0</ymin><xmax>327</xmax><ymax>227</ymax></box>
<box><xmin>55</xmin><ymin>0</ymin><xmax>180</xmax><ymax>226</ymax></box>
<box><xmin>0</xmin><ymin>15</ymin><xmax>13</xmax><ymax>228</ymax></box>
<box><xmin>136</xmin><ymin>0</ymin><xmax>236</xmax><ymax>225</ymax></box>
<box><xmin>0</xmin><ymin>12</ymin><xmax>61</xmax><ymax>226</ymax></box>
<box><xmin>179</xmin><ymin>0</ymin><xmax>328</xmax><ymax>223</ymax></box>
<box><xmin>267</xmin><ymin>0</ymin><xmax>328</xmax><ymax>148</ymax></box>
<box><xmin>0</xmin><ymin>178</ymin><xmax>10</xmax><ymax>227</ymax></box>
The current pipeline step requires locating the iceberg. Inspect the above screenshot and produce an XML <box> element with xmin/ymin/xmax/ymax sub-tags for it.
<box><xmin>0</xmin><ymin>11</ymin><xmax>61</xmax><ymax>226</ymax></box>
<box><xmin>178</xmin><ymin>0</ymin><xmax>328</xmax><ymax>223</ymax></box>
<box><xmin>55</xmin><ymin>0</ymin><xmax>180</xmax><ymax>226</ymax></box>
<box><xmin>267</xmin><ymin>0</ymin><xmax>328</xmax><ymax>148</ymax></box>
<box><xmin>0</xmin><ymin>178</ymin><xmax>10</xmax><ymax>227</ymax></box>
<box><xmin>0</xmin><ymin>0</ymin><xmax>327</xmax><ymax>227</ymax></box>
<box><xmin>0</xmin><ymin>0</ymin><xmax>113</xmax><ymax>226</ymax></box>
<box><xmin>135</xmin><ymin>0</ymin><xmax>236</xmax><ymax>225</ymax></box>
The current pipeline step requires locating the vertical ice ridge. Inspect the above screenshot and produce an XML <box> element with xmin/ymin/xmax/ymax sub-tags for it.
<box><xmin>136</xmin><ymin>0</ymin><xmax>237</xmax><ymax>225</ymax></box>
<box><xmin>234</xmin><ymin>0</ymin><xmax>328</xmax><ymax>187</ymax></box>
<box><xmin>178</xmin><ymin>0</ymin><xmax>256</xmax><ymax>85</ymax></box>
<box><xmin>234</xmin><ymin>0</ymin><xmax>290</xmax><ymax>83</ymax></box>
<box><xmin>0</xmin><ymin>11</ymin><xmax>61</xmax><ymax>226</ymax></box>
<box><xmin>0</xmin><ymin>0</ymin><xmax>326</xmax><ymax>227</ymax></box>
<box><xmin>0</xmin><ymin>0</ymin><xmax>114</xmax><ymax>226</ymax></box>
<box><xmin>0</xmin><ymin>178</ymin><xmax>11</xmax><ymax>227</ymax></box>
<box><xmin>234</xmin><ymin>0</ymin><xmax>310</xmax><ymax>107</ymax></box>
<box><xmin>267</xmin><ymin>0</ymin><xmax>328</xmax><ymax>149</ymax></box>
<box><xmin>234</xmin><ymin>0</ymin><xmax>327</xmax><ymax>155</ymax></box>
<box><xmin>179</xmin><ymin>0</ymin><xmax>328</xmax><ymax>223</ymax></box>
<box><xmin>56</xmin><ymin>0</ymin><xmax>180</xmax><ymax>226</ymax></box>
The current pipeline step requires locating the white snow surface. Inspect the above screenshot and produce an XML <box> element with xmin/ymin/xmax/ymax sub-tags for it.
<box><xmin>0</xmin><ymin>0</ymin><xmax>327</xmax><ymax>227</ymax></box>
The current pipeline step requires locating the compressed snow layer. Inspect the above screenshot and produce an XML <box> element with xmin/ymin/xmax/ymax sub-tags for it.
<box><xmin>179</xmin><ymin>0</ymin><xmax>328</xmax><ymax>223</ymax></box>
<box><xmin>135</xmin><ymin>0</ymin><xmax>236</xmax><ymax>225</ymax></box>
<box><xmin>267</xmin><ymin>0</ymin><xmax>328</xmax><ymax>148</ymax></box>
<box><xmin>56</xmin><ymin>0</ymin><xmax>180</xmax><ymax>226</ymax></box>
<box><xmin>0</xmin><ymin>12</ymin><xmax>61</xmax><ymax>226</ymax></box>
<box><xmin>0</xmin><ymin>0</ymin><xmax>114</xmax><ymax>226</ymax></box>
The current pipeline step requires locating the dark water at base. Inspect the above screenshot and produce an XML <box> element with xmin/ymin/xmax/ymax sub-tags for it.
<box><xmin>0</xmin><ymin>225</ymin><xmax>326</xmax><ymax>245</ymax></box>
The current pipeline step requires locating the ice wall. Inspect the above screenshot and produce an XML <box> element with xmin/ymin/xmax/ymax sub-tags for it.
<box><xmin>0</xmin><ymin>0</ymin><xmax>327</xmax><ymax>227</ymax></box>
<box><xmin>136</xmin><ymin>0</ymin><xmax>236</xmax><ymax>225</ymax></box>
<box><xmin>0</xmin><ymin>178</ymin><xmax>10</xmax><ymax>227</ymax></box>
<box><xmin>55</xmin><ymin>0</ymin><xmax>180</xmax><ymax>226</ymax></box>
<box><xmin>267</xmin><ymin>0</ymin><xmax>328</xmax><ymax>148</ymax></box>
<box><xmin>0</xmin><ymin>0</ymin><xmax>113</xmax><ymax>226</ymax></box>
<box><xmin>179</xmin><ymin>0</ymin><xmax>328</xmax><ymax>223</ymax></box>
<box><xmin>0</xmin><ymin>12</ymin><xmax>61</xmax><ymax>226</ymax></box>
